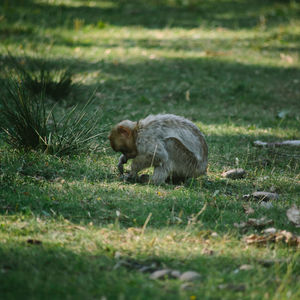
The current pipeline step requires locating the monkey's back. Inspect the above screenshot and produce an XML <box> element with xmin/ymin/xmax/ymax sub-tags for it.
<box><xmin>137</xmin><ymin>114</ymin><xmax>208</xmax><ymax>175</ymax></box>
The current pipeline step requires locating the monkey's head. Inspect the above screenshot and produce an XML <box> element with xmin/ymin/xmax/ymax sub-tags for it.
<box><xmin>109</xmin><ymin>120</ymin><xmax>138</xmax><ymax>159</ymax></box>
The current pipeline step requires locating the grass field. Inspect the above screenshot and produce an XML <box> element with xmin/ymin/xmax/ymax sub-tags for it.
<box><xmin>0</xmin><ymin>0</ymin><xmax>300</xmax><ymax>299</ymax></box>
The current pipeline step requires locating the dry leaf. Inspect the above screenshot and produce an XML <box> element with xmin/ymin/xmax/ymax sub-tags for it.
<box><xmin>201</xmin><ymin>248</ymin><xmax>215</xmax><ymax>255</ymax></box>
<box><xmin>243</xmin><ymin>204</ymin><xmax>255</xmax><ymax>215</ymax></box>
<box><xmin>222</xmin><ymin>168</ymin><xmax>246</xmax><ymax>179</ymax></box>
<box><xmin>185</xmin><ymin>90</ymin><xmax>190</xmax><ymax>101</ymax></box>
<box><xmin>280</xmin><ymin>53</ymin><xmax>293</xmax><ymax>64</ymax></box>
<box><xmin>235</xmin><ymin>217</ymin><xmax>273</xmax><ymax>229</ymax></box>
<box><xmin>244</xmin><ymin>192</ymin><xmax>279</xmax><ymax>201</ymax></box>
<box><xmin>244</xmin><ymin>230</ymin><xmax>300</xmax><ymax>247</ymax></box>
<box><xmin>240</xmin><ymin>264</ymin><xmax>254</xmax><ymax>271</ymax></box>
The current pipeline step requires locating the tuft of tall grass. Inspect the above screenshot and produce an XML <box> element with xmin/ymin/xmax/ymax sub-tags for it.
<box><xmin>0</xmin><ymin>79</ymin><xmax>103</xmax><ymax>155</ymax></box>
<box><xmin>0</xmin><ymin>79</ymin><xmax>47</xmax><ymax>149</ymax></box>
<box><xmin>7</xmin><ymin>53</ymin><xmax>73</xmax><ymax>101</ymax></box>
<box><xmin>42</xmin><ymin>99</ymin><xmax>104</xmax><ymax>156</ymax></box>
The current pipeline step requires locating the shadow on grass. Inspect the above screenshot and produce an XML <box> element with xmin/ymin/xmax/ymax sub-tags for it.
<box><xmin>1</xmin><ymin>0</ymin><xmax>298</xmax><ymax>32</ymax></box>
<box><xmin>0</xmin><ymin>129</ymin><xmax>298</xmax><ymax>233</ymax></box>
<box><xmin>1</xmin><ymin>52</ymin><xmax>299</xmax><ymax>130</ymax></box>
<box><xmin>0</xmin><ymin>240</ymin><xmax>282</xmax><ymax>299</ymax></box>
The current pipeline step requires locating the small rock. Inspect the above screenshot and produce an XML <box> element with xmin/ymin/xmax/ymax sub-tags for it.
<box><xmin>170</xmin><ymin>270</ymin><xmax>181</xmax><ymax>278</ymax></box>
<box><xmin>139</xmin><ymin>263</ymin><xmax>158</xmax><ymax>273</ymax></box>
<box><xmin>286</xmin><ymin>205</ymin><xmax>300</xmax><ymax>226</ymax></box>
<box><xmin>262</xmin><ymin>227</ymin><xmax>277</xmax><ymax>234</ymax></box>
<box><xmin>260</xmin><ymin>202</ymin><xmax>273</xmax><ymax>209</ymax></box>
<box><xmin>239</xmin><ymin>264</ymin><xmax>254</xmax><ymax>271</ymax></box>
<box><xmin>222</xmin><ymin>168</ymin><xmax>246</xmax><ymax>179</ymax></box>
<box><xmin>179</xmin><ymin>271</ymin><xmax>201</xmax><ymax>282</ymax></box>
<box><xmin>149</xmin><ymin>269</ymin><xmax>171</xmax><ymax>280</ymax></box>
<box><xmin>252</xmin><ymin>191</ymin><xmax>279</xmax><ymax>201</ymax></box>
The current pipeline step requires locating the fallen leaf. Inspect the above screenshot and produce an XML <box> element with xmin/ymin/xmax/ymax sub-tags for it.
<box><xmin>222</xmin><ymin>168</ymin><xmax>246</xmax><ymax>179</ymax></box>
<box><xmin>243</xmin><ymin>204</ymin><xmax>255</xmax><ymax>215</ymax></box>
<box><xmin>244</xmin><ymin>230</ymin><xmax>300</xmax><ymax>247</ymax></box>
<box><xmin>244</xmin><ymin>234</ymin><xmax>270</xmax><ymax>245</ymax></box>
<box><xmin>235</xmin><ymin>217</ymin><xmax>273</xmax><ymax>229</ymax></box>
<box><xmin>185</xmin><ymin>90</ymin><xmax>190</xmax><ymax>101</ymax></box>
<box><xmin>247</xmin><ymin>217</ymin><xmax>274</xmax><ymax>228</ymax></box>
<box><xmin>280</xmin><ymin>53</ymin><xmax>293</xmax><ymax>64</ymax></box>
<box><xmin>201</xmin><ymin>248</ymin><xmax>214</xmax><ymax>255</ymax></box>
<box><xmin>244</xmin><ymin>192</ymin><xmax>279</xmax><ymax>201</ymax></box>
<box><xmin>239</xmin><ymin>264</ymin><xmax>254</xmax><ymax>271</ymax></box>
<box><xmin>286</xmin><ymin>205</ymin><xmax>300</xmax><ymax>226</ymax></box>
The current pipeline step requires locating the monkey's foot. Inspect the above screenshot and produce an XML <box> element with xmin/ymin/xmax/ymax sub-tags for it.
<box><xmin>120</xmin><ymin>173</ymin><xmax>137</xmax><ymax>183</ymax></box>
<box><xmin>119</xmin><ymin>173</ymin><xmax>150</xmax><ymax>184</ymax></box>
<box><xmin>138</xmin><ymin>174</ymin><xmax>150</xmax><ymax>184</ymax></box>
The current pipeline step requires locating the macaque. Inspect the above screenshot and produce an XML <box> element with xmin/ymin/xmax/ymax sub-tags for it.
<box><xmin>109</xmin><ymin>114</ymin><xmax>208</xmax><ymax>185</ymax></box>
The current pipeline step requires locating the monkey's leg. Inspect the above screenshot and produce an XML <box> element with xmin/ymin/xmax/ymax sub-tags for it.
<box><xmin>151</xmin><ymin>165</ymin><xmax>170</xmax><ymax>185</ymax></box>
<box><xmin>125</xmin><ymin>155</ymin><xmax>151</xmax><ymax>182</ymax></box>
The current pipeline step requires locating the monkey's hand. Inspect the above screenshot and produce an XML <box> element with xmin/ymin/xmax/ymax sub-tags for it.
<box><xmin>121</xmin><ymin>173</ymin><xmax>137</xmax><ymax>183</ymax></box>
<box><xmin>117</xmin><ymin>154</ymin><xmax>128</xmax><ymax>175</ymax></box>
<box><xmin>121</xmin><ymin>173</ymin><xmax>149</xmax><ymax>184</ymax></box>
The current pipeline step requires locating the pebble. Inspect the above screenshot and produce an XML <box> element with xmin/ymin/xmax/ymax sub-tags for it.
<box><xmin>179</xmin><ymin>271</ymin><xmax>201</xmax><ymax>282</ymax></box>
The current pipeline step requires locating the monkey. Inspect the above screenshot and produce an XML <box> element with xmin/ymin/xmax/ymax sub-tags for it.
<box><xmin>109</xmin><ymin>114</ymin><xmax>208</xmax><ymax>185</ymax></box>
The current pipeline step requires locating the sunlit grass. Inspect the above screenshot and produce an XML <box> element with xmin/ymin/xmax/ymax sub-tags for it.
<box><xmin>0</xmin><ymin>0</ymin><xmax>300</xmax><ymax>299</ymax></box>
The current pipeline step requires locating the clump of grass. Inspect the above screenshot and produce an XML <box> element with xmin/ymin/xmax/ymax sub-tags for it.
<box><xmin>0</xmin><ymin>79</ymin><xmax>47</xmax><ymax>149</ymax></box>
<box><xmin>7</xmin><ymin>53</ymin><xmax>73</xmax><ymax>101</ymax></box>
<box><xmin>0</xmin><ymin>79</ymin><xmax>103</xmax><ymax>155</ymax></box>
<box><xmin>42</xmin><ymin>100</ymin><xmax>104</xmax><ymax>156</ymax></box>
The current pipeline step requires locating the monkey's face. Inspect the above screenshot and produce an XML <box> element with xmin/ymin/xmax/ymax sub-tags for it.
<box><xmin>109</xmin><ymin>128</ymin><xmax>138</xmax><ymax>159</ymax></box>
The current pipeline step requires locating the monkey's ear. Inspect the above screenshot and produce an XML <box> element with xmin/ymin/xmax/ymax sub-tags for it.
<box><xmin>117</xmin><ymin>125</ymin><xmax>131</xmax><ymax>137</ymax></box>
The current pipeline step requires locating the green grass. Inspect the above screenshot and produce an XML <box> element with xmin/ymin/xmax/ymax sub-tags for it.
<box><xmin>0</xmin><ymin>0</ymin><xmax>300</xmax><ymax>299</ymax></box>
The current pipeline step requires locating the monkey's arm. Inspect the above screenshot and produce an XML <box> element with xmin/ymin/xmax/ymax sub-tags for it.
<box><xmin>117</xmin><ymin>154</ymin><xmax>128</xmax><ymax>174</ymax></box>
